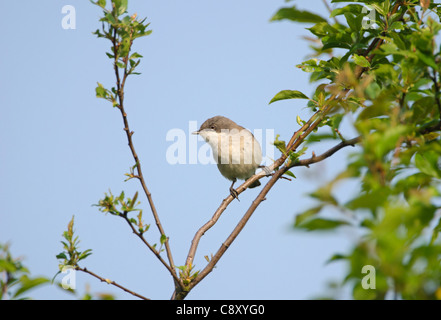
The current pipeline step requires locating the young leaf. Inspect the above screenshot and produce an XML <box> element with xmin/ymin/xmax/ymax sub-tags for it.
<box><xmin>271</xmin><ymin>6</ymin><xmax>327</xmax><ymax>23</ymax></box>
<box><xmin>353</xmin><ymin>54</ymin><xmax>371</xmax><ymax>68</ymax></box>
<box><xmin>296</xmin><ymin>218</ymin><xmax>350</xmax><ymax>231</ymax></box>
<box><xmin>160</xmin><ymin>234</ymin><xmax>167</xmax><ymax>245</ymax></box>
<box><xmin>269</xmin><ymin>90</ymin><xmax>310</xmax><ymax>105</ymax></box>
<box><xmin>273</xmin><ymin>134</ymin><xmax>287</xmax><ymax>154</ymax></box>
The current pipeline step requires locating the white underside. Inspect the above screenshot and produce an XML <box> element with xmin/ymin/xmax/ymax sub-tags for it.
<box><xmin>199</xmin><ymin>129</ymin><xmax>262</xmax><ymax>181</ymax></box>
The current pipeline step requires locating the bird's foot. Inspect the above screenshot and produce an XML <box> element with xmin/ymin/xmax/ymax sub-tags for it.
<box><xmin>259</xmin><ymin>165</ymin><xmax>272</xmax><ymax>176</ymax></box>
<box><xmin>230</xmin><ymin>186</ymin><xmax>240</xmax><ymax>201</ymax></box>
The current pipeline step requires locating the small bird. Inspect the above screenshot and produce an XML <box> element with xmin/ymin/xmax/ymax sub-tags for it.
<box><xmin>193</xmin><ymin>116</ymin><xmax>262</xmax><ymax>199</ymax></box>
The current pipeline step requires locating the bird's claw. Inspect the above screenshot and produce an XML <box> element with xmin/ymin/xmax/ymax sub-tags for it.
<box><xmin>230</xmin><ymin>187</ymin><xmax>240</xmax><ymax>201</ymax></box>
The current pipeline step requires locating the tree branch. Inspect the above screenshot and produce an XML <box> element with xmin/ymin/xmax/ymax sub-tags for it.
<box><xmin>291</xmin><ymin>136</ymin><xmax>362</xmax><ymax>168</ymax></box>
<box><xmin>110</xmin><ymin>26</ymin><xmax>180</xmax><ymax>289</ymax></box>
<box><xmin>76</xmin><ymin>266</ymin><xmax>150</xmax><ymax>300</ymax></box>
<box><xmin>120</xmin><ymin>213</ymin><xmax>182</xmax><ymax>286</ymax></box>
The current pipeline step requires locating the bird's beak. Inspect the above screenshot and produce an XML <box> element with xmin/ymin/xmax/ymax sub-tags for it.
<box><xmin>192</xmin><ymin>131</ymin><xmax>200</xmax><ymax>135</ymax></box>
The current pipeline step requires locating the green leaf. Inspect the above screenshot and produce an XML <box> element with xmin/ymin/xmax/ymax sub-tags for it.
<box><xmin>284</xmin><ymin>170</ymin><xmax>297</xmax><ymax>179</ymax></box>
<box><xmin>273</xmin><ymin>134</ymin><xmax>287</xmax><ymax>154</ymax></box>
<box><xmin>270</xmin><ymin>6</ymin><xmax>327</xmax><ymax>23</ymax></box>
<box><xmin>12</xmin><ymin>276</ymin><xmax>49</xmax><ymax>299</ymax></box>
<box><xmin>296</xmin><ymin>218</ymin><xmax>350</xmax><ymax>231</ymax></box>
<box><xmin>431</xmin><ymin>218</ymin><xmax>441</xmax><ymax>244</ymax></box>
<box><xmin>416</xmin><ymin>51</ymin><xmax>438</xmax><ymax>69</ymax></box>
<box><xmin>345</xmin><ymin>188</ymin><xmax>390</xmax><ymax>214</ymax></box>
<box><xmin>415</xmin><ymin>152</ymin><xmax>441</xmax><ymax>178</ymax></box>
<box><xmin>104</xmin><ymin>12</ymin><xmax>117</xmax><ymax>26</ymax></box>
<box><xmin>322</xmin><ymin>41</ymin><xmax>352</xmax><ymax>50</ymax></box>
<box><xmin>353</xmin><ymin>54</ymin><xmax>371</xmax><ymax>68</ymax></box>
<box><xmin>325</xmin><ymin>253</ymin><xmax>348</xmax><ymax>265</ymax></box>
<box><xmin>294</xmin><ymin>206</ymin><xmax>323</xmax><ymax>226</ymax></box>
<box><xmin>344</xmin><ymin>12</ymin><xmax>362</xmax><ymax>32</ymax></box>
<box><xmin>95</xmin><ymin>83</ymin><xmax>108</xmax><ymax>99</ymax></box>
<box><xmin>113</xmin><ymin>0</ymin><xmax>128</xmax><ymax>16</ymax></box>
<box><xmin>56</xmin><ymin>253</ymin><xmax>67</xmax><ymax>260</ymax></box>
<box><xmin>269</xmin><ymin>90</ymin><xmax>309</xmax><ymax>105</ymax></box>
<box><xmin>97</xmin><ymin>0</ymin><xmax>106</xmax><ymax>8</ymax></box>
<box><xmin>330</xmin><ymin>4</ymin><xmax>364</xmax><ymax>17</ymax></box>
<box><xmin>160</xmin><ymin>234</ymin><xmax>167</xmax><ymax>245</ymax></box>
<box><xmin>78</xmin><ymin>249</ymin><xmax>93</xmax><ymax>261</ymax></box>
<box><xmin>310</xmin><ymin>185</ymin><xmax>338</xmax><ymax>206</ymax></box>
<box><xmin>130</xmin><ymin>52</ymin><xmax>143</xmax><ymax>59</ymax></box>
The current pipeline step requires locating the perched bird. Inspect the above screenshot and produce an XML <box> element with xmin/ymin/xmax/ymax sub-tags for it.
<box><xmin>193</xmin><ymin>116</ymin><xmax>262</xmax><ymax>199</ymax></box>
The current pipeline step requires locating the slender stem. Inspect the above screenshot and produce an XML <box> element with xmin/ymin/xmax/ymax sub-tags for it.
<box><xmin>1</xmin><ymin>272</ymin><xmax>10</xmax><ymax>299</ymax></box>
<box><xmin>110</xmin><ymin>26</ymin><xmax>180</xmax><ymax>287</ymax></box>
<box><xmin>322</xmin><ymin>0</ymin><xmax>339</xmax><ymax>24</ymax></box>
<box><xmin>290</xmin><ymin>136</ymin><xmax>361</xmax><ymax>169</ymax></box>
<box><xmin>76</xmin><ymin>266</ymin><xmax>150</xmax><ymax>300</ymax></box>
<box><xmin>431</xmin><ymin>70</ymin><xmax>441</xmax><ymax>117</ymax></box>
<box><xmin>120</xmin><ymin>213</ymin><xmax>182</xmax><ymax>285</ymax></box>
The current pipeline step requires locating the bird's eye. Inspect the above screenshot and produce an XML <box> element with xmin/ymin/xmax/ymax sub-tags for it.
<box><xmin>210</xmin><ymin>126</ymin><xmax>215</xmax><ymax>130</ymax></box>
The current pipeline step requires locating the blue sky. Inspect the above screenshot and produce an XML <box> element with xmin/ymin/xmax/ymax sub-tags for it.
<box><xmin>1</xmin><ymin>0</ymin><xmax>357</xmax><ymax>299</ymax></box>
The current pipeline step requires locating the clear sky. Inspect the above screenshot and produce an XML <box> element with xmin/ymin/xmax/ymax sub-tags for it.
<box><xmin>1</xmin><ymin>0</ymin><xmax>357</xmax><ymax>299</ymax></box>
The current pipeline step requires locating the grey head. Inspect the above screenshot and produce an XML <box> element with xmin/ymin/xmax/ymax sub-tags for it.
<box><xmin>196</xmin><ymin>116</ymin><xmax>244</xmax><ymax>134</ymax></box>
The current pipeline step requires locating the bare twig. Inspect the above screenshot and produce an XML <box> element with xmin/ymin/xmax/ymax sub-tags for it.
<box><xmin>322</xmin><ymin>0</ymin><xmax>339</xmax><ymax>24</ymax></box>
<box><xmin>419</xmin><ymin>70</ymin><xmax>441</xmax><ymax>135</ymax></box>
<box><xmin>291</xmin><ymin>136</ymin><xmax>362</xmax><ymax>168</ymax></box>
<box><xmin>431</xmin><ymin>70</ymin><xmax>441</xmax><ymax>118</ymax></box>
<box><xmin>110</xmin><ymin>27</ymin><xmax>180</xmax><ymax>288</ymax></box>
<box><xmin>120</xmin><ymin>213</ymin><xmax>182</xmax><ymax>285</ymax></box>
<box><xmin>76</xmin><ymin>266</ymin><xmax>150</xmax><ymax>300</ymax></box>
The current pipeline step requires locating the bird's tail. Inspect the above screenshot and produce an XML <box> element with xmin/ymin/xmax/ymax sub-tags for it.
<box><xmin>248</xmin><ymin>179</ymin><xmax>261</xmax><ymax>189</ymax></box>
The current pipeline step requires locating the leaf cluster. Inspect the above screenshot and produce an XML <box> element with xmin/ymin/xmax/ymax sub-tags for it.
<box><xmin>56</xmin><ymin>217</ymin><xmax>92</xmax><ymax>269</ymax></box>
<box><xmin>95</xmin><ymin>190</ymin><xmax>149</xmax><ymax>234</ymax></box>
<box><xmin>0</xmin><ymin>243</ymin><xmax>49</xmax><ymax>300</ymax></box>
<box><xmin>91</xmin><ymin>0</ymin><xmax>152</xmax><ymax>105</ymax></box>
<box><xmin>271</xmin><ymin>0</ymin><xmax>441</xmax><ymax>299</ymax></box>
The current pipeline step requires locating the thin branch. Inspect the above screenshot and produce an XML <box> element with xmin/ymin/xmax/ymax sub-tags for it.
<box><xmin>120</xmin><ymin>213</ymin><xmax>182</xmax><ymax>286</ymax></box>
<box><xmin>322</xmin><ymin>0</ymin><xmax>339</xmax><ymax>24</ymax></box>
<box><xmin>291</xmin><ymin>136</ymin><xmax>362</xmax><ymax>168</ymax></box>
<box><xmin>1</xmin><ymin>272</ymin><xmax>10</xmax><ymax>299</ymax></box>
<box><xmin>76</xmin><ymin>266</ymin><xmax>150</xmax><ymax>300</ymax></box>
<box><xmin>420</xmin><ymin>70</ymin><xmax>441</xmax><ymax>134</ymax></box>
<box><xmin>431</xmin><ymin>70</ymin><xmax>441</xmax><ymax>118</ymax></box>
<box><xmin>187</xmin><ymin>168</ymin><xmax>283</xmax><ymax>292</ymax></box>
<box><xmin>110</xmin><ymin>27</ymin><xmax>179</xmax><ymax>286</ymax></box>
<box><xmin>185</xmin><ymin>198</ymin><xmax>233</xmax><ymax>268</ymax></box>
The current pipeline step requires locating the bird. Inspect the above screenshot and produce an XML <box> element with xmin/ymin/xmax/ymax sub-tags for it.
<box><xmin>193</xmin><ymin>116</ymin><xmax>262</xmax><ymax>200</ymax></box>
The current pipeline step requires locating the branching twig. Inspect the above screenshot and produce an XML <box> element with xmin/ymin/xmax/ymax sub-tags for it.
<box><xmin>76</xmin><ymin>266</ymin><xmax>150</xmax><ymax>300</ymax></box>
<box><xmin>291</xmin><ymin>136</ymin><xmax>362</xmax><ymax>168</ymax></box>
<box><xmin>110</xmin><ymin>27</ymin><xmax>180</xmax><ymax>288</ymax></box>
<box><xmin>322</xmin><ymin>0</ymin><xmax>339</xmax><ymax>24</ymax></box>
<box><xmin>119</xmin><ymin>213</ymin><xmax>182</xmax><ymax>285</ymax></box>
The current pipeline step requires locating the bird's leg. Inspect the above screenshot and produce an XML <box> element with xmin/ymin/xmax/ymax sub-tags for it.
<box><xmin>229</xmin><ymin>179</ymin><xmax>240</xmax><ymax>201</ymax></box>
